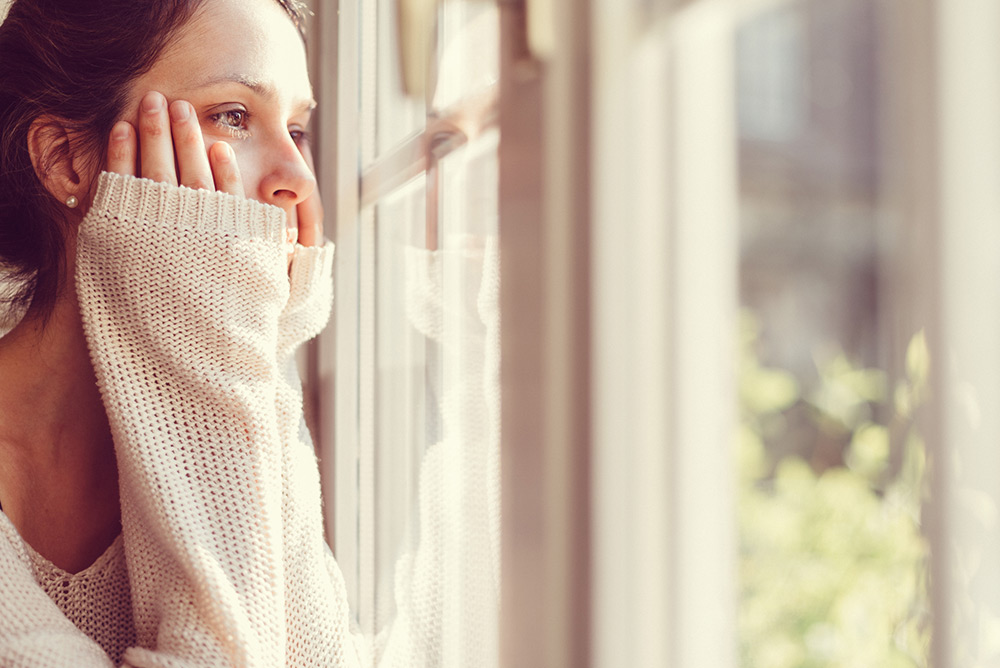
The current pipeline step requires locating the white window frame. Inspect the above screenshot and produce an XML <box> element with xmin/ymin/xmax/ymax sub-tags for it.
<box><xmin>883</xmin><ymin>1</ymin><xmax>1000</xmax><ymax>665</ymax></box>
<box><xmin>308</xmin><ymin>0</ymin><xmax>504</xmax><ymax>638</ymax></box>
<box><xmin>501</xmin><ymin>0</ymin><xmax>741</xmax><ymax>666</ymax></box>
<box><xmin>308</xmin><ymin>0</ymin><xmax>742</xmax><ymax>664</ymax></box>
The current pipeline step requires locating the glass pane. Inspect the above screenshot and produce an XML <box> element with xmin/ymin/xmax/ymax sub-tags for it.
<box><xmin>439</xmin><ymin>129</ymin><xmax>499</xmax><ymax>241</ymax></box>
<box><xmin>376</xmin><ymin>0</ymin><xmax>425</xmax><ymax>158</ymax></box>
<box><xmin>359</xmin><ymin>2</ymin><xmax>500</xmax><ymax>664</ymax></box>
<box><xmin>429</xmin><ymin>126</ymin><xmax>500</xmax><ymax>668</ymax></box>
<box><xmin>434</xmin><ymin>2</ymin><xmax>499</xmax><ymax>113</ymax></box>
<box><xmin>372</xmin><ymin>175</ymin><xmax>427</xmax><ymax>643</ymax></box>
<box><xmin>368</xmin><ymin>132</ymin><xmax>500</xmax><ymax>668</ymax></box>
<box><xmin>735</xmin><ymin>1</ymin><xmax>929</xmax><ymax>666</ymax></box>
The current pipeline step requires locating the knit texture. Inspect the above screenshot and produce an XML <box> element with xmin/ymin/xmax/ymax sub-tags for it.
<box><xmin>0</xmin><ymin>172</ymin><xmax>362</xmax><ymax>667</ymax></box>
<box><xmin>0</xmin><ymin>172</ymin><xmax>502</xmax><ymax>667</ymax></box>
<box><xmin>0</xmin><ymin>513</ymin><xmax>135</xmax><ymax>665</ymax></box>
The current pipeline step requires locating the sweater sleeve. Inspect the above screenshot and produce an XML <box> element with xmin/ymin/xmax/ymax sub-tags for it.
<box><xmin>75</xmin><ymin>172</ymin><xmax>292</xmax><ymax>667</ymax></box>
<box><xmin>278</xmin><ymin>242</ymin><xmax>335</xmax><ymax>361</ymax></box>
<box><xmin>272</xmin><ymin>242</ymin><xmax>369</xmax><ymax>667</ymax></box>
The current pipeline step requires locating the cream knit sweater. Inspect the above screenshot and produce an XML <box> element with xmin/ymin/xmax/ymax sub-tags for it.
<box><xmin>0</xmin><ymin>172</ymin><xmax>366</xmax><ymax>667</ymax></box>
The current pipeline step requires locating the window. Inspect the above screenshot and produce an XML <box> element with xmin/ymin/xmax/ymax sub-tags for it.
<box><xmin>306</xmin><ymin>1</ymin><xmax>500</xmax><ymax>665</ymax></box>
<box><xmin>306</xmin><ymin>0</ymin><xmax>1000</xmax><ymax>666</ymax></box>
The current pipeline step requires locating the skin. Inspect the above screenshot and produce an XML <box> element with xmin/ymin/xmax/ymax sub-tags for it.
<box><xmin>0</xmin><ymin>0</ymin><xmax>321</xmax><ymax>574</ymax></box>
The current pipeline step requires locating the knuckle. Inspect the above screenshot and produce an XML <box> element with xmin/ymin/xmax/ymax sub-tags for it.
<box><xmin>220</xmin><ymin>164</ymin><xmax>241</xmax><ymax>184</ymax></box>
<box><xmin>142</xmin><ymin>121</ymin><xmax>165</xmax><ymax>138</ymax></box>
<box><xmin>189</xmin><ymin>177</ymin><xmax>213</xmax><ymax>192</ymax></box>
<box><xmin>109</xmin><ymin>143</ymin><xmax>129</xmax><ymax>164</ymax></box>
<box><xmin>212</xmin><ymin>163</ymin><xmax>232</xmax><ymax>182</ymax></box>
<box><xmin>140</xmin><ymin>111</ymin><xmax>166</xmax><ymax>136</ymax></box>
<box><xmin>145</xmin><ymin>170</ymin><xmax>174</xmax><ymax>184</ymax></box>
<box><xmin>178</xmin><ymin>126</ymin><xmax>203</xmax><ymax>148</ymax></box>
<box><xmin>213</xmin><ymin>174</ymin><xmax>235</xmax><ymax>192</ymax></box>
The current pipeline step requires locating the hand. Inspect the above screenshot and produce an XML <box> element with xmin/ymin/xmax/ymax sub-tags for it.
<box><xmin>106</xmin><ymin>90</ymin><xmax>317</xmax><ymax>265</ymax></box>
<box><xmin>107</xmin><ymin>91</ymin><xmax>244</xmax><ymax>197</ymax></box>
<box><xmin>293</xmin><ymin>141</ymin><xmax>324</xmax><ymax>249</ymax></box>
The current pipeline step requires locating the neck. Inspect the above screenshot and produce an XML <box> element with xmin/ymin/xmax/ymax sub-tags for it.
<box><xmin>0</xmin><ymin>285</ymin><xmax>112</xmax><ymax>455</ymax></box>
<box><xmin>0</xmin><ymin>279</ymin><xmax>120</xmax><ymax>572</ymax></box>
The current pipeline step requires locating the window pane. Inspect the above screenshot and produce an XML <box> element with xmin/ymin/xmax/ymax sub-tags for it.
<box><xmin>431</xmin><ymin>126</ymin><xmax>500</xmax><ymax>666</ymax></box>
<box><xmin>439</xmin><ymin>129</ymin><xmax>499</xmax><ymax>241</ymax></box>
<box><xmin>372</xmin><ymin>176</ymin><xmax>427</xmax><ymax>640</ymax></box>
<box><xmin>367</xmin><ymin>128</ymin><xmax>500</xmax><ymax>666</ymax></box>
<box><xmin>375</xmin><ymin>0</ymin><xmax>425</xmax><ymax>159</ymax></box>
<box><xmin>434</xmin><ymin>2</ymin><xmax>499</xmax><ymax>113</ymax></box>
<box><xmin>362</xmin><ymin>16</ymin><xmax>500</xmax><ymax>666</ymax></box>
<box><xmin>736</xmin><ymin>1</ymin><xmax>929</xmax><ymax>666</ymax></box>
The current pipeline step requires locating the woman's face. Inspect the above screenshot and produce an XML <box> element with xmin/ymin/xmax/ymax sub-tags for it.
<box><xmin>117</xmin><ymin>0</ymin><xmax>316</xmax><ymax>226</ymax></box>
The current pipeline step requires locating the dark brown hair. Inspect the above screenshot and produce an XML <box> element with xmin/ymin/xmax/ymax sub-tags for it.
<box><xmin>0</xmin><ymin>0</ymin><xmax>308</xmax><ymax>323</ymax></box>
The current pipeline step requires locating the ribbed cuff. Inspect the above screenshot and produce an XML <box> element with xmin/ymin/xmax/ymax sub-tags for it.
<box><xmin>277</xmin><ymin>240</ymin><xmax>335</xmax><ymax>359</ymax></box>
<box><xmin>90</xmin><ymin>171</ymin><xmax>287</xmax><ymax>243</ymax></box>
<box><xmin>288</xmin><ymin>240</ymin><xmax>335</xmax><ymax>305</ymax></box>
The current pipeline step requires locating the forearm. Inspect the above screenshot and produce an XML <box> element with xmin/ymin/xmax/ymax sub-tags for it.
<box><xmin>273</xmin><ymin>241</ymin><xmax>367</xmax><ymax>667</ymax></box>
<box><xmin>76</xmin><ymin>172</ymin><xmax>290</xmax><ymax>666</ymax></box>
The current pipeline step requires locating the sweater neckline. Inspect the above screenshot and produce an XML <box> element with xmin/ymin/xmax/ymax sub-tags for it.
<box><xmin>0</xmin><ymin>509</ymin><xmax>124</xmax><ymax>578</ymax></box>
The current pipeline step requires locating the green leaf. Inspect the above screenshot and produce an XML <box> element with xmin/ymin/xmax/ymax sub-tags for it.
<box><xmin>847</xmin><ymin>423</ymin><xmax>890</xmax><ymax>481</ymax></box>
<box><xmin>744</xmin><ymin>366</ymin><xmax>801</xmax><ymax>415</ymax></box>
<box><xmin>906</xmin><ymin>330</ymin><xmax>930</xmax><ymax>389</ymax></box>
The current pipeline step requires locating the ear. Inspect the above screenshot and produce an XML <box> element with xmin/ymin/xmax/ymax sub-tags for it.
<box><xmin>27</xmin><ymin>116</ymin><xmax>90</xmax><ymax>208</ymax></box>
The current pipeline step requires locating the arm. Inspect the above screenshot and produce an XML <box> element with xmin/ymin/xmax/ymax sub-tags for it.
<box><xmin>76</xmin><ymin>171</ymin><xmax>291</xmax><ymax>666</ymax></box>
<box><xmin>75</xmin><ymin>96</ymin><xmax>362</xmax><ymax>667</ymax></box>
<box><xmin>273</xmin><ymin>242</ymin><xmax>369</xmax><ymax>667</ymax></box>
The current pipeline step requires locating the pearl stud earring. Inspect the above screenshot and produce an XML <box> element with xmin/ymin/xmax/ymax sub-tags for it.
<box><xmin>65</xmin><ymin>195</ymin><xmax>79</xmax><ymax>209</ymax></box>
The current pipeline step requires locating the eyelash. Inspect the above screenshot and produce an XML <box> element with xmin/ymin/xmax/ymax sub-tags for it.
<box><xmin>209</xmin><ymin>108</ymin><xmax>311</xmax><ymax>146</ymax></box>
<box><xmin>211</xmin><ymin>109</ymin><xmax>251</xmax><ymax>139</ymax></box>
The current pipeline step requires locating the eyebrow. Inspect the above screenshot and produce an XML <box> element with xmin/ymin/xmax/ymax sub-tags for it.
<box><xmin>188</xmin><ymin>74</ymin><xmax>317</xmax><ymax>113</ymax></box>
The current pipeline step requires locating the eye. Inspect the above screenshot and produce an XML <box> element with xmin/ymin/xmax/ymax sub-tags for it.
<box><xmin>289</xmin><ymin>127</ymin><xmax>311</xmax><ymax>147</ymax></box>
<box><xmin>210</xmin><ymin>108</ymin><xmax>251</xmax><ymax>139</ymax></box>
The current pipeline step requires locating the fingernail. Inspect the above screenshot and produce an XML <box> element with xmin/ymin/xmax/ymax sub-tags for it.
<box><xmin>215</xmin><ymin>142</ymin><xmax>231</xmax><ymax>164</ymax></box>
<box><xmin>142</xmin><ymin>92</ymin><xmax>164</xmax><ymax>114</ymax></box>
<box><xmin>169</xmin><ymin>101</ymin><xmax>190</xmax><ymax>122</ymax></box>
<box><xmin>111</xmin><ymin>122</ymin><xmax>130</xmax><ymax>141</ymax></box>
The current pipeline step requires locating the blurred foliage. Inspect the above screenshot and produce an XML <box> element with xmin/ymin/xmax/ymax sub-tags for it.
<box><xmin>738</xmin><ymin>312</ymin><xmax>930</xmax><ymax>667</ymax></box>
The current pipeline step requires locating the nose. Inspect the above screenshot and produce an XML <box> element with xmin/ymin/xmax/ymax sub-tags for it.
<box><xmin>257</xmin><ymin>138</ymin><xmax>316</xmax><ymax>209</ymax></box>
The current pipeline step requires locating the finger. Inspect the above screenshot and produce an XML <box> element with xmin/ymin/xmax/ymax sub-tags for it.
<box><xmin>209</xmin><ymin>141</ymin><xmax>244</xmax><ymax>198</ymax></box>
<box><xmin>296</xmin><ymin>189</ymin><xmax>324</xmax><ymax>247</ymax></box>
<box><xmin>106</xmin><ymin>121</ymin><xmax>136</xmax><ymax>177</ymax></box>
<box><xmin>286</xmin><ymin>223</ymin><xmax>296</xmax><ymax>272</ymax></box>
<box><xmin>295</xmin><ymin>142</ymin><xmax>323</xmax><ymax>247</ymax></box>
<box><xmin>169</xmin><ymin>100</ymin><xmax>213</xmax><ymax>191</ymax></box>
<box><xmin>138</xmin><ymin>91</ymin><xmax>177</xmax><ymax>186</ymax></box>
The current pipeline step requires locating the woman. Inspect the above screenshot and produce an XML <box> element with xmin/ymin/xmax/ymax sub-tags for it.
<box><xmin>0</xmin><ymin>0</ymin><xmax>364</xmax><ymax>665</ymax></box>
